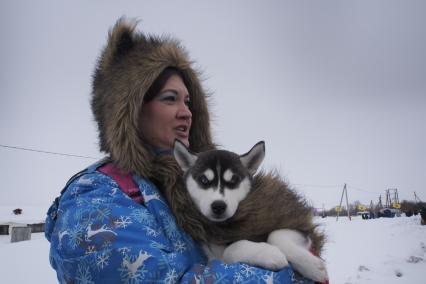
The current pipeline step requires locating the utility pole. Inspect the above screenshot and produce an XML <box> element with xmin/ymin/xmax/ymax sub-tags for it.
<box><xmin>369</xmin><ymin>200</ymin><xmax>375</xmax><ymax>218</ymax></box>
<box><xmin>385</xmin><ymin>189</ymin><xmax>391</xmax><ymax>208</ymax></box>
<box><xmin>386</xmin><ymin>188</ymin><xmax>400</xmax><ymax>209</ymax></box>
<box><xmin>377</xmin><ymin>195</ymin><xmax>383</xmax><ymax>210</ymax></box>
<box><xmin>336</xmin><ymin>184</ymin><xmax>351</xmax><ymax>221</ymax></box>
<box><xmin>393</xmin><ymin>189</ymin><xmax>400</xmax><ymax>206</ymax></box>
<box><xmin>414</xmin><ymin>192</ymin><xmax>422</xmax><ymax>203</ymax></box>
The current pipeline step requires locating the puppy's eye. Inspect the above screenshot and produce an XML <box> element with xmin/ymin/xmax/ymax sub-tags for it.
<box><xmin>230</xmin><ymin>175</ymin><xmax>240</xmax><ymax>184</ymax></box>
<box><xmin>199</xmin><ymin>175</ymin><xmax>209</xmax><ymax>185</ymax></box>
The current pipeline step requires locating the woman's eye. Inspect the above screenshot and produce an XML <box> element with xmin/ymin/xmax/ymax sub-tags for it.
<box><xmin>158</xmin><ymin>92</ymin><xmax>177</xmax><ymax>102</ymax></box>
<box><xmin>230</xmin><ymin>175</ymin><xmax>240</xmax><ymax>184</ymax></box>
<box><xmin>162</xmin><ymin>95</ymin><xmax>176</xmax><ymax>102</ymax></box>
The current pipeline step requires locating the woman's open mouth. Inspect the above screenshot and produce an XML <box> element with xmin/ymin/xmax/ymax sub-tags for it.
<box><xmin>175</xmin><ymin>125</ymin><xmax>189</xmax><ymax>137</ymax></box>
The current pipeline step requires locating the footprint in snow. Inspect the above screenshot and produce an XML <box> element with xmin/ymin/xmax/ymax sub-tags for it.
<box><xmin>420</xmin><ymin>242</ymin><xmax>426</xmax><ymax>253</ymax></box>
<box><xmin>407</xmin><ymin>256</ymin><xmax>423</xmax><ymax>263</ymax></box>
<box><xmin>358</xmin><ymin>265</ymin><xmax>370</xmax><ymax>272</ymax></box>
<box><xmin>394</xmin><ymin>269</ymin><xmax>403</xmax><ymax>277</ymax></box>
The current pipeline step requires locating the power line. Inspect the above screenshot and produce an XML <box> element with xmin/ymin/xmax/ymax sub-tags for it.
<box><xmin>2</xmin><ymin>142</ymin><xmax>418</xmax><ymax>201</ymax></box>
<box><xmin>293</xmin><ymin>183</ymin><xmax>342</xmax><ymax>188</ymax></box>
<box><xmin>0</xmin><ymin>144</ymin><xmax>99</xmax><ymax>160</ymax></box>
<box><xmin>347</xmin><ymin>185</ymin><xmax>382</xmax><ymax>195</ymax></box>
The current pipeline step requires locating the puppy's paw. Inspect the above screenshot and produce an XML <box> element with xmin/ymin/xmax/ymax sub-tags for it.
<box><xmin>253</xmin><ymin>244</ymin><xmax>289</xmax><ymax>271</ymax></box>
<box><xmin>293</xmin><ymin>254</ymin><xmax>328</xmax><ymax>282</ymax></box>
<box><xmin>223</xmin><ymin>241</ymin><xmax>289</xmax><ymax>271</ymax></box>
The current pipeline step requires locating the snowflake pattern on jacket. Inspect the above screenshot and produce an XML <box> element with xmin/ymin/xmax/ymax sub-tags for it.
<box><xmin>45</xmin><ymin>161</ymin><xmax>313</xmax><ymax>283</ymax></box>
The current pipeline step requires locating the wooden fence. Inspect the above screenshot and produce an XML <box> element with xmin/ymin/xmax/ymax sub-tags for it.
<box><xmin>0</xmin><ymin>222</ymin><xmax>45</xmax><ymax>243</ymax></box>
<box><xmin>29</xmin><ymin>223</ymin><xmax>45</xmax><ymax>233</ymax></box>
<box><xmin>0</xmin><ymin>224</ymin><xmax>8</xmax><ymax>235</ymax></box>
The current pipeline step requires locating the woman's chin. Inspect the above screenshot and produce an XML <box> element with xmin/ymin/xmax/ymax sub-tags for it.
<box><xmin>174</xmin><ymin>137</ymin><xmax>189</xmax><ymax>147</ymax></box>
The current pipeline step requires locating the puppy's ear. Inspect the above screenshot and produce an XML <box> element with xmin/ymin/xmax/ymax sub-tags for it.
<box><xmin>240</xmin><ymin>141</ymin><xmax>265</xmax><ymax>175</ymax></box>
<box><xmin>173</xmin><ymin>140</ymin><xmax>198</xmax><ymax>172</ymax></box>
<box><xmin>100</xmin><ymin>17</ymin><xmax>139</xmax><ymax>71</ymax></box>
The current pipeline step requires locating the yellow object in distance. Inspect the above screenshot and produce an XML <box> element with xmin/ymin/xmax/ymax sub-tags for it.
<box><xmin>357</xmin><ymin>205</ymin><xmax>366</xmax><ymax>211</ymax></box>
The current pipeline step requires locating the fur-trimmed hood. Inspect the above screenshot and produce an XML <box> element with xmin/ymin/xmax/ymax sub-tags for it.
<box><xmin>91</xmin><ymin>17</ymin><xmax>214</xmax><ymax>178</ymax></box>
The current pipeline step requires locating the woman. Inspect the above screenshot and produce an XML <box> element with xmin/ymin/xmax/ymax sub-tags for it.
<box><xmin>45</xmin><ymin>18</ymin><xmax>314</xmax><ymax>283</ymax></box>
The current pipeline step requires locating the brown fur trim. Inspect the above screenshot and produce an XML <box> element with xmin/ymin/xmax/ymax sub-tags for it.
<box><xmin>91</xmin><ymin>17</ymin><xmax>213</xmax><ymax>177</ymax></box>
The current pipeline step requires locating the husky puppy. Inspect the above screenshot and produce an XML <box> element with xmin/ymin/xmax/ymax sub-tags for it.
<box><xmin>173</xmin><ymin>140</ymin><xmax>328</xmax><ymax>282</ymax></box>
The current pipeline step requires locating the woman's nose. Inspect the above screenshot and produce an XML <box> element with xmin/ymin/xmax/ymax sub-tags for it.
<box><xmin>177</xmin><ymin>103</ymin><xmax>192</xmax><ymax>120</ymax></box>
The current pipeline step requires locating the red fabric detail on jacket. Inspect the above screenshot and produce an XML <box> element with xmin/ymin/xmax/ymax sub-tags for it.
<box><xmin>98</xmin><ymin>163</ymin><xmax>144</xmax><ymax>204</ymax></box>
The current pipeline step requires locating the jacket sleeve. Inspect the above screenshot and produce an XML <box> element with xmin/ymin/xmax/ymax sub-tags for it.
<box><xmin>47</xmin><ymin>171</ymin><xmax>311</xmax><ymax>284</ymax></box>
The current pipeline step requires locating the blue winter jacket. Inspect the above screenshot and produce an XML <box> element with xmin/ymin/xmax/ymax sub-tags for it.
<box><xmin>45</xmin><ymin>160</ymin><xmax>312</xmax><ymax>283</ymax></box>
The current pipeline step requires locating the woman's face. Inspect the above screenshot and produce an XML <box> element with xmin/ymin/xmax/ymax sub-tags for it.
<box><xmin>139</xmin><ymin>74</ymin><xmax>192</xmax><ymax>150</ymax></box>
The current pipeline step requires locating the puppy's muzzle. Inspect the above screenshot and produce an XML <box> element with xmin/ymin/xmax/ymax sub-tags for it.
<box><xmin>211</xmin><ymin>200</ymin><xmax>227</xmax><ymax>216</ymax></box>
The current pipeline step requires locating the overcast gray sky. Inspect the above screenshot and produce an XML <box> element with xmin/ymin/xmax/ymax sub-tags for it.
<box><xmin>1</xmin><ymin>0</ymin><xmax>425</xmax><ymax>210</ymax></box>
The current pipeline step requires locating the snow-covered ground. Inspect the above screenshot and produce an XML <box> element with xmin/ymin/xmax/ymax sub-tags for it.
<box><xmin>318</xmin><ymin>215</ymin><xmax>426</xmax><ymax>283</ymax></box>
<box><xmin>0</xmin><ymin>207</ymin><xmax>425</xmax><ymax>283</ymax></box>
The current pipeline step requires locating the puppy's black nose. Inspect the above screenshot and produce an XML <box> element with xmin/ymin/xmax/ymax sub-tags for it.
<box><xmin>211</xmin><ymin>201</ymin><xmax>227</xmax><ymax>216</ymax></box>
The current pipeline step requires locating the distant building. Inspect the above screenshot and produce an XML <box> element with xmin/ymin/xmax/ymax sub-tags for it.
<box><xmin>0</xmin><ymin>222</ymin><xmax>45</xmax><ymax>235</ymax></box>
